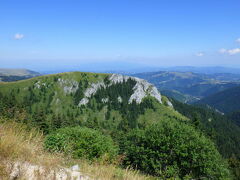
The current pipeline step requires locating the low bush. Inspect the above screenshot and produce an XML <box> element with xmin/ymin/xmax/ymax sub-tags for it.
<box><xmin>44</xmin><ymin>126</ymin><xmax>118</xmax><ymax>161</ymax></box>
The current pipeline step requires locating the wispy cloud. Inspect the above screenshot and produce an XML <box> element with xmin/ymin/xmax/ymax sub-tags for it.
<box><xmin>196</xmin><ymin>52</ymin><xmax>204</xmax><ymax>57</ymax></box>
<box><xmin>219</xmin><ymin>48</ymin><xmax>240</xmax><ymax>55</ymax></box>
<box><xmin>236</xmin><ymin>38</ymin><xmax>240</xmax><ymax>43</ymax></box>
<box><xmin>14</xmin><ymin>33</ymin><xmax>24</xmax><ymax>40</ymax></box>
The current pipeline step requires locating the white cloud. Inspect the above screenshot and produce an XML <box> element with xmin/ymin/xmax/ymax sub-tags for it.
<box><xmin>196</xmin><ymin>52</ymin><xmax>204</xmax><ymax>57</ymax></box>
<box><xmin>219</xmin><ymin>48</ymin><xmax>240</xmax><ymax>55</ymax></box>
<box><xmin>14</xmin><ymin>33</ymin><xmax>24</xmax><ymax>40</ymax></box>
<box><xmin>228</xmin><ymin>48</ymin><xmax>240</xmax><ymax>55</ymax></box>
<box><xmin>236</xmin><ymin>38</ymin><xmax>240</xmax><ymax>43</ymax></box>
<box><xmin>219</xmin><ymin>48</ymin><xmax>227</xmax><ymax>54</ymax></box>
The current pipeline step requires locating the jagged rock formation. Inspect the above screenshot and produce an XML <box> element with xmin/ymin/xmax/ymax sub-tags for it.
<box><xmin>78</xmin><ymin>74</ymin><xmax>162</xmax><ymax>106</ymax></box>
<box><xmin>58</xmin><ymin>78</ymin><xmax>79</xmax><ymax>94</ymax></box>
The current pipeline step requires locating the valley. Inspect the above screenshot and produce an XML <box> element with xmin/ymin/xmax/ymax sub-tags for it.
<box><xmin>134</xmin><ymin>71</ymin><xmax>240</xmax><ymax>103</ymax></box>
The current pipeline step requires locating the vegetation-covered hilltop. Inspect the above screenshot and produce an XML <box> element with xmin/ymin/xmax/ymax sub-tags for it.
<box><xmin>0</xmin><ymin>72</ymin><xmax>234</xmax><ymax>179</ymax></box>
<box><xmin>0</xmin><ymin>72</ymin><xmax>182</xmax><ymax>134</ymax></box>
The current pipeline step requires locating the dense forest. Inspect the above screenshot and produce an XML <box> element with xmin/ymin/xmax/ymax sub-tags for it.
<box><xmin>196</xmin><ymin>86</ymin><xmax>240</xmax><ymax>113</ymax></box>
<box><xmin>170</xmin><ymin>99</ymin><xmax>240</xmax><ymax>178</ymax></box>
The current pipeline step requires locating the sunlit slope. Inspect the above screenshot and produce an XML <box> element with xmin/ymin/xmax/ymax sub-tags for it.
<box><xmin>0</xmin><ymin>71</ymin><xmax>186</xmax><ymax>133</ymax></box>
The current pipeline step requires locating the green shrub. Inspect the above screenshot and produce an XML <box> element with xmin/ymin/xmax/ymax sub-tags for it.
<box><xmin>44</xmin><ymin>126</ymin><xmax>118</xmax><ymax>161</ymax></box>
<box><xmin>121</xmin><ymin>119</ymin><xmax>230</xmax><ymax>179</ymax></box>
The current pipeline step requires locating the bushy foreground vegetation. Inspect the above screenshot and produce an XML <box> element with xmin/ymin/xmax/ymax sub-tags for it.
<box><xmin>0</xmin><ymin>120</ymin><xmax>154</xmax><ymax>180</ymax></box>
<box><xmin>43</xmin><ymin>120</ymin><xmax>231</xmax><ymax>179</ymax></box>
<box><xmin>121</xmin><ymin>119</ymin><xmax>230</xmax><ymax>179</ymax></box>
<box><xmin>45</xmin><ymin>127</ymin><xmax>118</xmax><ymax>161</ymax></box>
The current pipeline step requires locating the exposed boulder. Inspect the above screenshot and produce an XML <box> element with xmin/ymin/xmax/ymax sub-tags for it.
<box><xmin>7</xmin><ymin>161</ymin><xmax>90</xmax><ymax>180</ymax></box>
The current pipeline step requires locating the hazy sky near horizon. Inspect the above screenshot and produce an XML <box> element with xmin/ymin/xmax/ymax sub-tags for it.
<box><xmin>1</xmin><ymin>0</ymin><xmax>240</xmax><ymax>70</ymax></box>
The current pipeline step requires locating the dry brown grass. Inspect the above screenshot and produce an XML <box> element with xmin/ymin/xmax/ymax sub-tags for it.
<box><xmin>0</xmin><ymin>120</ymin><xmax>156</xmax><ymax>180</ymax></box>
<box><xmin>0</xmin><ymin>121</ymin><xmax>62</xmax><ymax>166</ymax></box>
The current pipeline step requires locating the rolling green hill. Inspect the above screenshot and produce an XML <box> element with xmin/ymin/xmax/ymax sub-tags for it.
<box><xmin>0</xmin><ymin>68</ymin><xmax>40</xmax><ymax>82</ymax></box>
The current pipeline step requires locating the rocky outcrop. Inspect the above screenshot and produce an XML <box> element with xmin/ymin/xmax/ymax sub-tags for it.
<box><xmin>108</xmin><ymin>74</ymin><xmax>130</xmax><ymax>84</ymax></box>
<box><xmin>101</xmin><ymin>98</ymin><xmax>109</xmax><ymax>103</ymax></box>
<box><xmin>7</xmin><ymin>161</ymin><xmax>90</xmax><ymax>180</ymax></box>
<box><xmin>58</xmin><ymin>78</ymin><xmax>79</xmax><ymax>94</ymax></box>
<box><xmin>117</xmin><ymin>96</ymin><xmax>122</xmax><ymax>103</ymax></box>
<box><xmin>78</xmin><ymin>82</ymin><xmax>105</xmax><ymax>106</ymax></box>
<box><xmin>167</xmin><ymin>100</ymin><xmax>173</xmax><ymax>108</ymax></box>
<box><xmin>84</xmin><ymin>82</ymin><xmax>105</xmax><ymax>98</ymax></box>
<box><xmin>110</xmin><ymin>74</ymin><xmax>162</xmax><ymax>104</ymax></box>
<box><xmin>78</xmin><ymin>74</ymin><xmax>162</xmax><ymax>106</ymax></box>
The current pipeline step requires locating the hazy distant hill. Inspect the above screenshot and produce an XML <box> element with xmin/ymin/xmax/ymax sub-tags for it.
<box><xmin>0</xmin><ymin>68</ymin><xmax>40</xmax><ymax>82</ymax></box>
<box><xmin>134</xmin><ymin>71</ymin><xmax>240</xmax><ymax>103</ymax></box>
<box><xmin>155</xmin><ymin>66</ymin><xmax>240</xmax><ymax>74</ymax></box>
<box><xmin>197</xmin><ymin>86</ymin><xmax>240</xmax><ymax>113</ymax></box>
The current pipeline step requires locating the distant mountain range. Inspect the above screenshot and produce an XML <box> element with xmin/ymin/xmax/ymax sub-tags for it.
<box><xmin>0</xmin><ymin>68</ymin><xmax>40</xmax><ymax>82</ymax></box>
<box><xmin>153</xmin><ymin>66</ymin><xmax>240</xmax><ymax>74</ymax></box>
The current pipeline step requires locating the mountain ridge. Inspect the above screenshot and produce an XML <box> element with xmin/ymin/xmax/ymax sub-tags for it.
<box><xmin>0</xmin><ymin>71</ymin><xmax>178</xmax><ymax>134</ymax></box>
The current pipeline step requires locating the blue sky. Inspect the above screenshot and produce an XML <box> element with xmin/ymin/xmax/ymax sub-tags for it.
<box><xmin>1</xmin><ymin>0</ymin><xmax>240</xmax><ymax>71</ymax></box>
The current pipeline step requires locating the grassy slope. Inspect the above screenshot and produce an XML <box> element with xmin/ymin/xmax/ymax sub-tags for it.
<box><xmin>0</xmin><ymin>120</ymin><xmax>156</xmax><ymax>180</ymax></box>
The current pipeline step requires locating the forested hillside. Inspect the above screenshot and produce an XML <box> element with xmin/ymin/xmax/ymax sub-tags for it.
<box><xmin>171</xmin><ymin>99</ymin><xmax>240</xmax><ymax>158</ymax></box>
<box><xmin>0</xmin><ymin>72</ymin><xmax>181</xmax><ymax>134</ymax></box>
<box><xmin>0</xmin><ymin>72</ymin><xmax>234</xmax><ymax>179</ymax></box>
<box><xmin>196</xmin><ymin>86</ymin><xmax>240</xmax><ymax>113</ymax></box>
<box><xmin>170</xmin><ymin>99</ymin><xmax>240</xmax><ymax>179</ymax></box>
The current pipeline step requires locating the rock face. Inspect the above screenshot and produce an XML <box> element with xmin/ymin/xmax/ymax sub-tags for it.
<box><xmin>8</xmin><ymin>161</ymin><xmax>90</xmax><ymax>180</ymax></box>
<box><xmin>167</xmin><ymin>100</ymin><xmax>173</xmax><ymax>108</ymax></box>
<box><xmin>58</xmin><ymin>78</ymin><xmax>79</xmax><ymax>94</ymax></box>
<box><xmin>108</xmin><ymin>73</ymin><xmax>130</xmax><ymax>84</ymax></box>
<box><xmin>77</xmin><ymin>74</ymin><xmax>162</xmax><ymax>106</ymax></box>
